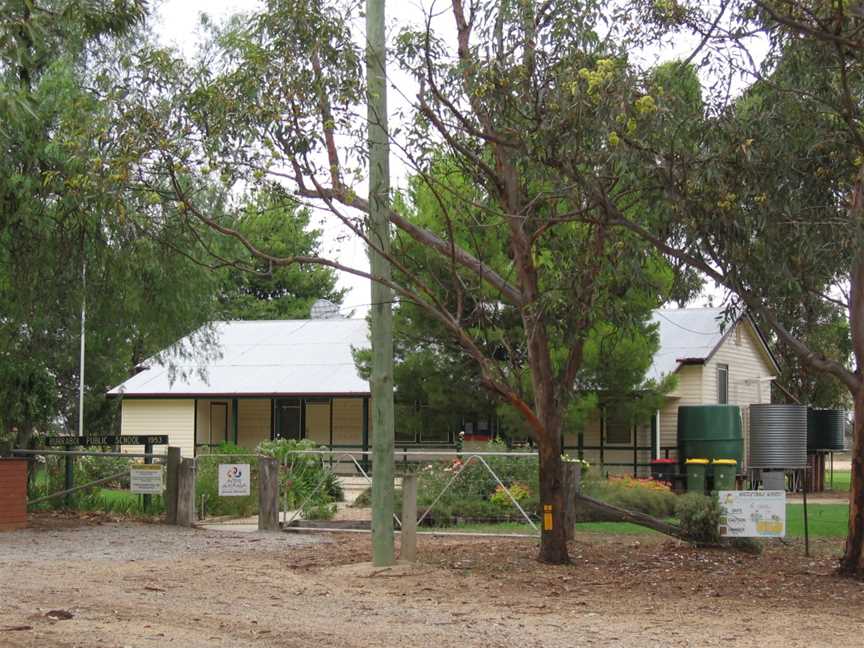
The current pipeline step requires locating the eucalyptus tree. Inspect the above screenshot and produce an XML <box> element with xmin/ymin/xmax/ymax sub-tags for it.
<box><xmin>604</xmin><ymin>1</ymin><xmax>864</xmax><ymax>576</ymax></box>
<box><xmin>353</xmin><ymin>161</ymin><xmax>684</xmax><ymax>447</ymax></box>
<box><xmin>115</xmin><ymin>0</ymin><xmax>695</xmax><ymax>563</ymax></box>
<box><xmin>0</xmin><ymin>1</ymin><xmax>231</xmax><ymax>444</ymax></box>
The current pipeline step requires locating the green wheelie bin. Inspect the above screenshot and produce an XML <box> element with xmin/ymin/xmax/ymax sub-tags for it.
<box><xmin>685</xmin><ymin>458</ymin><xmax>709</xmax><ymax>494</ymax></box>
<box><xmin>712</xmin><ymin>459</ymin><xmax>737</xmax><ymax>491</ymax></box>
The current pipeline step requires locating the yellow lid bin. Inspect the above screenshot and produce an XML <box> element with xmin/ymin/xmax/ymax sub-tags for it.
<box><xmin>712</xmin><ymin>459</ymin><xmax>738</xmax><ymax>491</ymax></box>
<box><xmin>685</xmin><ymin>458</ymin><xmax>709</xmax><ymax>493</ymax></box>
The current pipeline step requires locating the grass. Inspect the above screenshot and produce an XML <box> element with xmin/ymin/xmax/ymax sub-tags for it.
<box><xmin>432</xmin><ymin>503</ymin><xmax>850</xmax><ymax>539</ymax></box>
<box><xmin>826</xmin><ymin>469</ymin><xmax>851</xmax><ymax>493</ymax></box>
<box><xmin>787</xmin><ymin>503</ymin><xmax>848</xmax><ymax>538</ymax></box>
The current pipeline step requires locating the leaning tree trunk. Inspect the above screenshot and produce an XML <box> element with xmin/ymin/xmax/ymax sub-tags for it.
<box><xmin>537</xmin><ymin>419</ymin><xmax>570</xmax><ymax>564</ymax></box>
<box><xmin>841</xmin><ymin>387</ymin><xmax>864</xmax><ymax>577</ymax></box>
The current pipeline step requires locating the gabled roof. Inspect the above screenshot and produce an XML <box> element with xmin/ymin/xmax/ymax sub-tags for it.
<box><xmin>108</xmin><ymin>319</ymin><xmax>370</xmax><ymax>398</ymax></box>
<box><xmin>646</xmin><ymin>307</ymin><xmax>779</xmax><ymax>383</ymax></box>
<box><xmin>108</xmin><ymin>308</ymin><xmax>777</xmax><ymax>399</ymax></box>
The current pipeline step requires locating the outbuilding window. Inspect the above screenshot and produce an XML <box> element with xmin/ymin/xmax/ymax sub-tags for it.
<box><xmin>717</xmin><ymin>364</ymin><xmax>729</xmax><ymax>404</ymax></box>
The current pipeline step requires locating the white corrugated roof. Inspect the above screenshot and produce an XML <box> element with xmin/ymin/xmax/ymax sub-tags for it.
<box><xmin>109</xmin><ymin>308</ymin><xmax>744</xmax><ymax>398</ymax></box>
<box><xmin>108</xmin><ymin>319</ymin><xmax>370</xmax><ymax>397</ymax></box>
<box><xmin>645</xmin><ymin>307</ymin><xmax>730</xmax><ymax>383</ymax></box>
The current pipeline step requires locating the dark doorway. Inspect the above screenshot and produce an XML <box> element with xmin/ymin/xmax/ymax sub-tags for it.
<box><xmin>275</xmin><ymin>398</ymin><xmax>302</xmax><ymax>440</ymax></box>
<box><xmin>209</xmin><ymin>402</ymin><xmax>228</xmax><ymax>445</ymax></box>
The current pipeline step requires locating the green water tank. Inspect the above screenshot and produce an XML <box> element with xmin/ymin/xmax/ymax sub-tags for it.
<box><xmin>678</xmin><ymin>405</ymin><xmax>744</xmax><ymax>467</ymax></box>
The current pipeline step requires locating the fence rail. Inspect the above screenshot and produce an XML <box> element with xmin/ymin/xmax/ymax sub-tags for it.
<box><xmin>13</xmin><ymin>448</ymin><xmax>166</xmax><ymax>510</ymax></box>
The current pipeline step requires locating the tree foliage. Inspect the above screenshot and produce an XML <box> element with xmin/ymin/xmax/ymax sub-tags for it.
<box><xmin>217</xmin><ymin>190</ymin><xmax>345</xmax><ymax>320</ymax></box>
<box><xmin>607</xmin><ymin>0</ymin><xmax>864</xmax><ymax>575</ymax></box>
<box><xmin>111</xmin><ymin>0</ymin><xmax>709</xmax><ymax>563</ymax></box>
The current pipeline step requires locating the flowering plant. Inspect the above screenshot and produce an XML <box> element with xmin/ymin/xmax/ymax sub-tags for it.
<box><xmin>490</xmin><ymin>482</ymin><xmax>530</xmax><ymax>507</ymax></box>
<box><xmin>561</xmin><ymin>454</ymin><xmax>590</xmax><ymax>470</ymax></box>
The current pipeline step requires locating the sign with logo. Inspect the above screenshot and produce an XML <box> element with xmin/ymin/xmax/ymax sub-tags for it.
<box><xmin>218</xmin><ymin>464</ymin><xmax>251</xmax><ymax>497</ymax></box>
<box><xmin>718</xmin><ymin>490</ymin><xmax>786</xmax><ymax>538</ymax></box>
<box><xmin>130</xmin><ymin>464</ymin><xmax>164</xmax><ymax>494</ymax></box>
<box><xmin>45</xmin><ymin>435</ymin><xmax>169</xmax><ymax>447</ymax></box>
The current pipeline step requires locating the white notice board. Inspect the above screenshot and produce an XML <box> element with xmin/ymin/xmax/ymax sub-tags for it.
<box><xmin>130</xmin><ymin>464</ymin><xmax>164</xmax><ymax>494</ymax></box>
<box><xmin>218</xmin><ymin>464</ymin><xmax>251</xmax><ymax>497</ymax></box>
<box><xmin>718</xmin><ymin>490</ymin><xmax>786</xmax><ymax>538</ymax></box>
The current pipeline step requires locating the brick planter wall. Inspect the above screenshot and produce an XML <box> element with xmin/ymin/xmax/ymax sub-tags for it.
<box><xmin>0</xmin><ymin>458</ymin><xmax>28</xmax><ymax>531</ymax></box>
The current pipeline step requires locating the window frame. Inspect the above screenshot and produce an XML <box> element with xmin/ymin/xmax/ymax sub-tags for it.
<box><xmin>717</xmin><ymin>364</ymin><xmax>729</xmax><ymax>404</ymax></box>
<box><xmin>603</xmin><ymin>408</ymin><xmax>634</xmax><ymax>446</ymax></box>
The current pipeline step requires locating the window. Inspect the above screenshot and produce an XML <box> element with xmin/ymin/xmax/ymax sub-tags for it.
<box><xmin>717</xmin><ymin>364</ymin><xmax>729</xmax><ymax>404</ymax></box>
<box><xmin>604</xmin><ymin>410</ymin><xmax>633</xmax><ymax>445</ymax></box>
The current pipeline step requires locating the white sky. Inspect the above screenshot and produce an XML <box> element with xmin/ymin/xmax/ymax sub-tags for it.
<box><xmin>155</xmin><ymin>0</ymin><xmax>731</xmax><ymax>315</ymax></box>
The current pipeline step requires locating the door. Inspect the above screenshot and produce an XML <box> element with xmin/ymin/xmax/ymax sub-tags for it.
<box><xmin>275</xmin><ymin>398</ymin><xmax>302</xmax><ymax>440</ymax></box>
<box><xmin>210</xmin><ymin>402</ymin><xmax>228</xmax><ymax>446</ymax></box>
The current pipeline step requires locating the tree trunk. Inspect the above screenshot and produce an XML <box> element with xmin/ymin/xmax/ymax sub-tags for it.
<box><xmin>841</xmin><ymin>387</ymin><xmax>864</xmax><ymax>577</ymax></box>
<box><xmin>537</xmin><ymin>422</ymin><xmax>569</xmax><ymax>564</ymax></box>
<box><xmin>15</xmin><ymin>422</ymin><xmax>34</xmax><ymax>449</ymax></box>
<box><xmin>841</xmin><ymin>255</ymin><xmax>864</xmax><ymax>576</ymax></box>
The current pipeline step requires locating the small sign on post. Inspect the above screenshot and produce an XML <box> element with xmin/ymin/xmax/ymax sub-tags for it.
<box><xmin>718</xmin><ymin>490</ymin><xmax>786</xmax><ymax>538</ymax></box>
<box><xmin>130</xmin><ymin>464</ymin><xmax>164</xmax><ymax>494</ymax></box>
<box><xmin>218</xmin><ymin>464</ymin><xmax>251</xmax><ymax>497</ymax></box>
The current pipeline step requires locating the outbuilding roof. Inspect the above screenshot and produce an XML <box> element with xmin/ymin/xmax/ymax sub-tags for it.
<box><xmin>108</xmin><ymin>319</ymin><xmax>370</xmax><ymax>398</ymax></box>
<box><xmin>646</xmin><ymin>307</ymin><xmax>778</xmax><ymax>383</ymax></box>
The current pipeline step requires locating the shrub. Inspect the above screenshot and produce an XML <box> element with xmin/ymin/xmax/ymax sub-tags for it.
<box><xmin>28</xmin><ymin>454</ymin><xmax>165</xmax><ymax>515</ymax></box>
<box><xmin>351</xmin><ymin>442</ymin><xmax>541</xmax><ymax>525</ymax></box>
<box><xmin>196</xmin><ymin>443</ymin><xmax>259</xmax><ymax>518</ymax></box>
<box><xmin>579</xmin><ymin>475</ymin><xmax>678</xmax><ymax>520</ymax></box>
<box><xmin>352</xmin><ymin>486</ymin><xmax>403</xmax><ymax>509</ymax></box>
<box><xmin>257</xmin><ymin>438</ymin><xmax>342</xmax><ymax>518</ymax></box>
<box><xmin>676</xmin><ymin>493</ymin><xmax>721</xmax><ymax>543</ymax></box>
<box><xmin>490</xmin><ymin>482</ymin><xmax>530</xmax><ymax>508</ymax></box>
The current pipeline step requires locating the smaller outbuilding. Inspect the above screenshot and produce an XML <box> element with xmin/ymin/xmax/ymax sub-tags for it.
<box><xmin>563</xmin><ymin>308</ymin><xmax>780</xmax><ymax>475</ymax></box>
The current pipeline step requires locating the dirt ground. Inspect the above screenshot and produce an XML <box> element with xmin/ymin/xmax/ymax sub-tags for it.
<box><xmin>1</xmin><ymin>514</ymin><xmax>863</xmax><ymax>647</ymax></box>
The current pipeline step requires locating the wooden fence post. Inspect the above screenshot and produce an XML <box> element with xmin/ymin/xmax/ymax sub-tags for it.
<box><xmin>258</xmin><ymin>456</ymin><xmax>280</xmax><ymax>531</ymax></box>
<box><xmin>165</xmin><ymin>447</ymin><xmax>181</xmax><ymax>525</ymax></box>
<box><xmin>400</xmin><ymin>473</ymin><xmax>418</xmax><ymax>562</ymax></box>
<box><xmin>176</xmin><ymin>458</ymin><xmax>196</xmax><ymax>527</ymax></box>
<box><xmin>562</xmin><ymin>462</ymin><xmax>581</xmax><ymax>542</ymax></box>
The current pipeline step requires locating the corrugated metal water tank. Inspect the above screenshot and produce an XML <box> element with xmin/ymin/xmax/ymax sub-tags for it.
<box><xmin>807</xmin><ymin>408</ymin><xmax>847</xmax><ymax>451</ymax></box>
<box><xmin>749</xmin><ymin>404</ymin><xmax>808</xmax><ymax>468</ymax></box>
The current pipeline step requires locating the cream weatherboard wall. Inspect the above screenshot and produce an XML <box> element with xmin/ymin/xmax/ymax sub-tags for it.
<box><xmin>332</xmin><ymin>398</ymin><xmax>363</xmax><ymax>445</ymax></box>
<box><xmin>121</xmin><ymin>399</ymin><xmax>196</xmax><ymax>458</ymax></box>
<box><xmin>237</xmin><ymin>399</ymin><xmax>271</xmax><ymax>450</ymax></box>
<box><xmin>656</xmin><ymin>319</ymin><xmax>775</xmax><ymax>466</ymax></box>
<box><xmin>658</xmin><ymin>364</ymin><xmax>704</xmax><ymax>459</ymax></box>
<box><xmin>194</xmin><ymin>399</ymin><xmax>273</xmax><ymax>451</ymax></box>
<box><xmin>195</xmin><ymin>399</ymin><xmax>235</xmax><ymax>448</ymax></box>
<box><xmin>304</xmin><ymin>400</ymin><xmax>331</xmax><ymax>445</ymax></box>
<box><xmin>703</xmin><ymin>319</ymin><xmax>775</xmax><ymax>469</ymax></box>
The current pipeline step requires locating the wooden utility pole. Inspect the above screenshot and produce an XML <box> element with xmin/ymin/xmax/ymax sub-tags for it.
<box><xmin>367</xmin><ymin>0</ymin><xmax>395</xmax><ymax>566</ymax></box>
